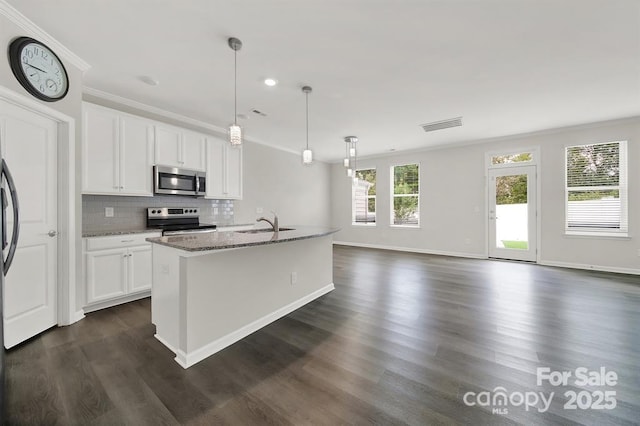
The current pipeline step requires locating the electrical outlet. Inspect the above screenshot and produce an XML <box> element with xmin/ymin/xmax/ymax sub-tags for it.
<box><xmin>213</xmin><ymin>207</ymin><xmax>219</xmax><ymax>215</ymax></box>
<box><xmin>290</xmin><ymin>272</ymin><xmax>297</xmax><ymax>285</ymax></box>
<box><xmin>160</xmin><ymin>264</ymin><xmax>170</xmax><ymax>274</ymax></box>
<box><xmin>256</xmin><ymin>207</ymin><xmax>264</xmax><ymax>214</ymax></box>
<box><xmin>105</xmin><ymin>207</ymin><xmax>114</xmax><ymax>217</ymax></box>
<box><xmin>637</xmin><ymin>249</ymin><xmax>640</xmax><ymax>257</ymax></box>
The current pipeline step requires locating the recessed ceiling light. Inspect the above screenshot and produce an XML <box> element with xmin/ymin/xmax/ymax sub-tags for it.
<box><xmin>264</xmin><ymin>78</ymin><xmax>278</xmax><ymax>87</ymax></box>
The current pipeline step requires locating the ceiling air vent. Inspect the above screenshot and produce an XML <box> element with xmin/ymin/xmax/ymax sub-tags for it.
<box><xmin>421</xmin><ymin>116</ymin><xmax>463</xmax><ymax>133</ymax></box>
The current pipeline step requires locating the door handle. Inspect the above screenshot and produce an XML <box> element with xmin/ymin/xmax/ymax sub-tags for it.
<box><xmin>48</xmin><ymin>230</ymin><xmax>58</xmax><ymax>237</ymax></box>
<box><xmin>2</xmin><ymin>159</ymin><xmax>20</xmax><ymax>275</ymax></box>
<box><xmin>1</xmin><ymin>188</ymin><xmax>7</xmax><ymax>249</ymax></box>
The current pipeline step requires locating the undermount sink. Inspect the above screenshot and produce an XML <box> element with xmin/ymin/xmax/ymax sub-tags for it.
<box><xmin>236</xmin><ymin>228</ymin><xmax>295</xmax><ymax>234</ymax></box>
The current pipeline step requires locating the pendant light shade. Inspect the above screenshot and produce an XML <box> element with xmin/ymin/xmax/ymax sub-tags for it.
<box><xmin>343</xmin><ymin>136</ymin><xmax>358</xmax><ymax>182</ymax></box>
<box><xmin>228</xmin><ymin>37</ymin><xmax>242</xmax><ymax>146</ymax></box>
<box><xmin>229</xmin><ymin>124</ymin><xmax>242</xmax><ymax>146</ymax></box>
<box><xmin>302</xmin><ymin>86</ymin><xmax>313</xmax><ymax>164</ymax></box>
<box><xmin>303</xmin><ymin>149</ymin><xmax>313</xmax><ymax>164</ymax></box>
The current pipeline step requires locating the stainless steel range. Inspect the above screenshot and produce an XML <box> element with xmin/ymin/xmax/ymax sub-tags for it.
<box><xmin>147</xmin><ymin>207</ymin><xmax>217</xmax><ymax>236</ymax></box>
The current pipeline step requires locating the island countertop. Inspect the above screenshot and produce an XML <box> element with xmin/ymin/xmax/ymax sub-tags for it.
<box><xmin>146</xmin><ymin>226</ymin><xmax>339</xmax><ymax>253</ymax></box>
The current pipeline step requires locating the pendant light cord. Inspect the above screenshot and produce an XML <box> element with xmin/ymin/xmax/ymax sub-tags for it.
<box><xmin>305</xmin><ymin>92</ymin><xmax>309</xmax><ymax>150</ymax></box>
<box><xmin>234</xmin><ymin>49</ymin><xmax>237</xmax><ymax>126</ymax></box>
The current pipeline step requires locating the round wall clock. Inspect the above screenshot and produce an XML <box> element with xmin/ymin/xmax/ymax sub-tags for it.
<box><xmin>8</xmin><ymin>36</ymin><xmax>69</xmax><ymax>102</ymax></box>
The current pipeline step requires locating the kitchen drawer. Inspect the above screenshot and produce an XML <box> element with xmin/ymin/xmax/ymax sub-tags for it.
<box><xmin>85</xmin><ymin>232</ymin><xmax>161</xmax><ymax>251</ymax></box>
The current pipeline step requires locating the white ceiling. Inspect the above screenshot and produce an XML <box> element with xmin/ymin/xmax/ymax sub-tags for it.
<box><xmin>8</xmin><ymin>0</ymin><xmax>640</xmax><ymax>162</ymax></box>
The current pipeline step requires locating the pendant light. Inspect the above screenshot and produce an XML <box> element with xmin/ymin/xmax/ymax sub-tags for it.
<box><xmin>302</xmin><ymin>86</ymin><xmax>313</xmax><ymax>164</ymax></box>
<box><xmin>228</xmin><ymin>37</ymin><xmax>243</xmax><ymax>146</ymax></box>
<box><xmin>343</xmin><ymin>136</ymin><xmax>358</xmax><ymax>180</ymax></box>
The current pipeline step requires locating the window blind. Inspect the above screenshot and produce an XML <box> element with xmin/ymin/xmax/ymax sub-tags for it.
<box><xmin>565</xmin><ymin>141</ymin><xmax>627</xmax><ymax>233</ymax></box>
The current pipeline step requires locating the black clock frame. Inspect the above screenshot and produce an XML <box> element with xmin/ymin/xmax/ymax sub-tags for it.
<box><xmin>8</xmin><ymin>36</ymin><xmax>69</xmax><ymax>102</ymax></box>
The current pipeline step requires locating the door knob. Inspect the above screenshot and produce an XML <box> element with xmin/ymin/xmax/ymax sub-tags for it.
<box><xmin>48</xmin><ymin>230</ymin><xmax>58</xmax><ymax>237</ymax></box>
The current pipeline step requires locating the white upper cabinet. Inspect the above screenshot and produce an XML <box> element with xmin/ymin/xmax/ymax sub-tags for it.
<box><xmin>82</xmin><ymin>103</ymin><xmax>118</xmax><ymax>193</ymax></box>
<box><xmin>206</xmin><ymin>136</ymin><xmax>243</xmax><ymax>200</ymax></box>
<box><xmin>154</xmin><ymin>124</ymin><xmax>206</xmax><ymax>171</ymax></box>
<box><xmin>226</xmin><ymin>143</ymin><xmax>243</xmax><ymax>199</ymax></box>
<box><xmin>154</xmin><ymin>124</ymin><xmax>181</xmax><ymax>168</ymax></box>
<box><xmin>119</xmin><ymin>114</ymin><xmax>155</xmax><ymax>195</ymax></box>
<box><xmin>82</xmin><ymin>103</ymin><xmax>154</xmax><ymax>196</ymax></box>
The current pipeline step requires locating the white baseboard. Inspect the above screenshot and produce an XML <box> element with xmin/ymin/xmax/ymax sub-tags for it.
<box><xmin>334</xmin><ymin>241</ymin><xmax>640</xmax><ymax>276</ymax></box>
<box><xmin>539</xmin><ymin>261</ymin><xmax>640</xmax><ymax>276</ymax></box>
<box><xmin>154</xmin><ymin>333</ymin><xmax>180</xmax><ymax>355</ymax></box>
<box><xmin>71</xmin><ymin>309</ymin><xmax>85</xmax><ymax>324</ymax></box>
<box><xmin>333</xmin><ymin>241</ymin><xmax>485</xmax><ymax>259</ymax></box>
<box><xmin>174</xmin><ymin>283</ymin><xmax>335</xmax><ymax>369</ymax></box>
<box><xmin>83</xmin><ymin>291</ymin><xmax>151</xmax><ymax>313</ymax></box>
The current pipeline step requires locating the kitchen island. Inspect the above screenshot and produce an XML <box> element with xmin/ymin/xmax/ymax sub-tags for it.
<box><xmin>146</xmin><ymin>226</ymin><xmax>338</xmax><ymax>368</ymax></box>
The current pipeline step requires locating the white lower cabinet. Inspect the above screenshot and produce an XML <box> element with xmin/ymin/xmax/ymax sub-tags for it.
<box><xmin>83</xmin><ymin>232</ymin><xmax>160</xmax><ymax>310</ymax></box>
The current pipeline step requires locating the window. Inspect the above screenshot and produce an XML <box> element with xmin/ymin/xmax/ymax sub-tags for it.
<box><xmin>391</xmin><ymin>163</ymin><xmax>419</xmax><ymax>226</ymax></box>
<box><xmin>353</xmin><ymin>169</ymin><xmax>376</xmax><ymax>225</ymax></box>
<box><xmin>565</xmin><ymin>141</ymin><xmax>627</xmax><ymax>235</ymax></box>
<box><xmin>491</xmin><ymin>152</ymin><xmax>532</xmax><ymax>165</ymax></box>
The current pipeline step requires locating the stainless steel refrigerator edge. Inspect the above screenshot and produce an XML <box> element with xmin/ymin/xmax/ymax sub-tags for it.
<box><xmin>0</xmin><ymin>152</ymin><xmax>21</xmax><ymax>421</ymax></box>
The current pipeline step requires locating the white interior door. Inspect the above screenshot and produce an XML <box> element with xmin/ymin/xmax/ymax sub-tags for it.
<box><xmin>1</xmin><ymin>99</ymin><xmax>57</xmax><ymax>348</ymax></box>
<box><xmin>488</xmin><ymin>165</ymin><xmax>537</xmax><ymax>261</ymax></box>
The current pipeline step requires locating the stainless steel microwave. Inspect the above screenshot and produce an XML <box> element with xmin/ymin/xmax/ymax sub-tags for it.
<box><xmin>153</xmin><ymin>165</ymin><xmax>206</xmax><ymax>197</ymax></box>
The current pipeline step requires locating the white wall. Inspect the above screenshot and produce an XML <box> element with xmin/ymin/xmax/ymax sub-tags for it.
<box><xmin>234</xmin><ymin>142</ymin><xmax>331</xmax><ymax>227</ymax></box>
<box><xmin>331</xmin><ymin>118</ymin><xmax>640</xmax><ymax>274</ymax></box>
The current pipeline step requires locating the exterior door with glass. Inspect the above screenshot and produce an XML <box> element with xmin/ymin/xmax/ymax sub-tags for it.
<box><xmin>488</xmin><ymin>165</ymin><xmax>537</xmax><ymax>261</ymax></box>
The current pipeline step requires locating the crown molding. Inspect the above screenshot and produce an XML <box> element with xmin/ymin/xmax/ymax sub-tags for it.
<box><xmin>83</xmin><ymin>87</ymin><xmax>229</xmax><ymax>135</ymax></box>
<box><xmin>83</xmin><ymin>87</ymin><xmax>309</xmax><ymax>159</ymax></box>
<box><xmin>0</xmin><ymin>0</ymin><xmax>90</xmax><ymax>72</ymax></box>
<box><xmin>340</xmin><ymin>115</ymin><xmax>640</xmax><ymax>164</ymax></box>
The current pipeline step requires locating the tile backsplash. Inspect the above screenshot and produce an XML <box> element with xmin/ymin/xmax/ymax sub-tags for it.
<box><xmin>83</xmin><ymin>195</ymin><xmax>234</xmax><ymax>233</ymax></box>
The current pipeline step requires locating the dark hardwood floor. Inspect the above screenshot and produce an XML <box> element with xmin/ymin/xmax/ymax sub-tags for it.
<box><xmin>5</xmin><ymin>245</ymin><xmax>640</xmax><ymax>425</ymax></box>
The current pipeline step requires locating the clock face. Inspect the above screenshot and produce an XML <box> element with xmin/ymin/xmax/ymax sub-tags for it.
<box><xmin>8</xmin><ymin>37</ymin><xmax>69</xmax><ymax>102</ymax></box>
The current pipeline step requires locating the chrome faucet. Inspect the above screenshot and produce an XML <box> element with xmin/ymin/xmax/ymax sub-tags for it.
<box><xmin>256</xmin><ymin>211</ymin><xmax>278</xmax><ymax>232</ymax></box>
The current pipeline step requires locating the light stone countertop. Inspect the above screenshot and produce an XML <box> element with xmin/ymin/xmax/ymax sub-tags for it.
<box><xmin>146</xmin><ymin>226</ymin><xmax>339</xmax><ymax>252</ymax></box>
<box><xmin>82</xmin><ymin>223</ymin><xmax>253</xmax><ymax>238</ymax></box>
<box><xmin>82</xmin><ymin>228</ymin><xmax>162</xmax><ymax>238</ymax></box>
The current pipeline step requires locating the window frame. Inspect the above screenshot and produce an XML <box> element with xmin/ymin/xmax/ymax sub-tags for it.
<box><xmin>485</xmin><ymin>147</ymin><xmax>539</xmax><ymax>170</ymax></box>
<box><xmin>352</xmin><ymin>168</ymin><xmax>377</xmax><ymax>227</ymax></box>
<box><xmin>390</xmin><ymin>162</ymin><xmax>420</xmax><ymax>228</ymax></box>
<box><xmin>564</xmin><ymin>140</ymin><xmax>628</xmax><ymax>237</ymax></box>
